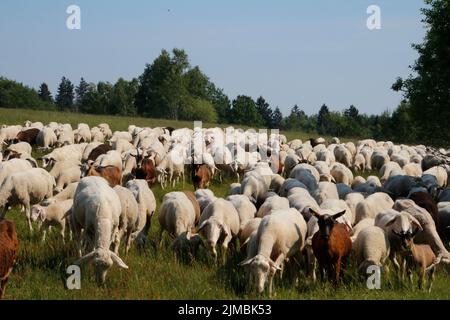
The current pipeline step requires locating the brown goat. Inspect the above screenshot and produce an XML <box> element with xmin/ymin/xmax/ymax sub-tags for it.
<box><xmin>192</xmin><ymin>164</ymin><xmax>211</xmax><ymax>190</ymax></box>
<box><xmin>87</xmin><ymin>165</ymin><xmax>122</xmax><ymax>187</ymax></box>
<box><xmin>311</xmin><ymin>209</ymin><xmax>352</xmax><ymax>283</ymax></box>
<box><xmin>182</xmin><ymin>191</ymin><xmax>201</xmax><ymax>225</ymax></box>
<box><xmin>0</xmin><ymin>219</ymin><xmax>19</xmax><ymax>300</ymax></box>
<box><xmin>132</xmin><ymin>156</ymin><xmax>157</xmax><ymax>184</ymax></box>
<box><xmin>16</xmin><ymin>128</ymin><xmax>40</xmax><ymax>145</ymax></box>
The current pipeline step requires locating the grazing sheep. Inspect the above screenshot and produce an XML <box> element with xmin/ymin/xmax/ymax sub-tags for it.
<box><xmin>195</xmin><ymin>189</ymin><xmax>217</xmax><ymax>213</ymax></box>
<box><xmin>158</xmin><ymin>191</ymin><xmax>201</xmax><ymax>251</ymax></box>
<box><xmin>239</xmin><ymin>218</ymin><xmax>262</xmax><ymax>248</ymax></box>
<box><xmin>0</xmin><ymin>168</ymin><xmax>55</xmax><ymax>231</ymax></box>
<box><xmin>30</xmin><ymin>199</ymin><xmax>73</xmax><ymax>242</ymax></box>
<box><xmin>198</xmin><ymin>199</ymin><xmax>240</xmax><ymax>263</ymax></box>
<box><xmin>41</xmin><ymin>144</ymin><xmax>87</xmax><ymax>167</ymax></box>
<box><xmin>125</xmin><ymin>179</ymin><xmax>157</xmax><ymax>246</ymax></box>
<box><xmin>0</xmin><ymin>219</ymin><xmax>19</xmax><ymax>300</ymax></box>
<box><xmin>113</xmin><ymin>186</ymin><xmax>140</xmax><ymax>254</ymax></box>
<box><xmin>313</xmin><ymin>182</ymin><xmax>339</xmax><ymax>205</ymax></box>
<box><xmin>355</xmin><ymin>192</ymin><xmax>394</xmax><ymax>224</ymax></box>
<box><xmin>0</xmin><ymin>158</ymin><xmax>34</xmax><ymax>185</ymax></box>
<box><xmin>70</xmin><ymin>176</ymin><xmax>128</xmax><ymax>286</ymax></box>
<box><xmin>226</xmin><ymin>195</ymin><xmax>257</xmax><ymax>231</ymax></box>
<box><xmin>350</xmin><ymin>218</ymin><xmax>375</xmax><ymax>242</ymax></box>
<box><xmin>354</xmin><ymin>226</ymin><xmax>390</xmax><ymax>274</ymax></box>
<box><xmin>239</xmin><ymin>208</ymin><xmax>307</xmax><ymax>296</ymax></box>
<box><xmin>54</xmin><ymin>165</ymin><xmax>81</xmax><ymax>193</ymax></box>
<box><xmin>256</xmin><ymin>195</ymin><xmax>290</xmax><ymax>218</ymax></box>
<box><xmin>278</xmin><ymin>178</ymin><xmax>307</xmax><ymax>197</ymax></box>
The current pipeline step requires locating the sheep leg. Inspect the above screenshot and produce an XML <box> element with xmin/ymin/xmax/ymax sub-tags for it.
<box><xmin>25</xmin><ymin>203</ymin><xmax>33</xmax><ymax>232</ymax></box>
<box><xmin>268</xmin><ymin>272</ymin><xmax>275</xmax><ymax>298</ymax></box>
<box><xmin>41</xmin><ymin>221</ymin><xmax>49</xmax><ymax>242</ymax></box>
<box><xmin>125</xmin><ymin>229</ymin><xmax>132</xmax><ymax>255</ymax></box>
<box><xmin>60</xmin><ymin>222</ymin><xmax>66</xmax><ymax>244</ymax></box>
<box><xmin>221</xmin><ymin>234</ymin><xmax>233</xmax><ymax>265</ymax></box>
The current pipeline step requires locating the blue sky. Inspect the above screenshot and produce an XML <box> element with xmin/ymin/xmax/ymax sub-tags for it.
<box><xmin>0</xmin><ymin>0</ymin><xmax>426</xmax><ymax>115</ymax></box>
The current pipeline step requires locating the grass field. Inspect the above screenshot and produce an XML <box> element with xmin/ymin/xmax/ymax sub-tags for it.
<box><xmin>0</xmin><ymin>107</ymin><xmax>352</xmax><ymax>143</ymax></box>
<box><xmin>1</xmin><ymin>107</ymin><xmax>449</xmax><ymax>300</ymax></box>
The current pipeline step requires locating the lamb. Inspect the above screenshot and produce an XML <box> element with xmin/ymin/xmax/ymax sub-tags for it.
<box><xmin>74</xmin><ymin>126</ymin><xmax>91</xmax><ymax>143</ymax></box>
<box><xmin>226</xmin><ymin>195</ymin><xmax>257</xmax><ymax>231</ymax></box>
<box><xmin>256</xmin><ymin>195</ymin><xmax>290</xmax><ymax>218</ymax></box>
<box><xmin>30</xmin><ymin>199</ymin><xmax>73</xmax><ymax>242</ymax></box>
<box><xmin>355</xmin><ymin>192</ymin><xmax>394</xmax><ymax>224</ymax></box>
<box><xmin>113</xmin><ymin>185</ymin><xmax>140</xmax><ymax>254</ymax></box>
<box><xmin>0</xmin><ymin>219</ymin><xmax>19</xmax><ymax>300</ymax></box>
<box><xmin>70</xmin><ymin>176</ymin><xmax>128</xmax><ymax>286</ymax></box>
<box><xmin>54</xmin><ymin>165</ymin><xmax>81</xmax><ymax>193</ymax></box>
<box><xmin>198</xmin><ymin>199</ymin><xmax>240</xmax><ymax>263</ymax></box>
<box><xmin>0</xmin><ymin>168</ymin><xmax>55</xmax><ymax>231</ymax></box>
<box><xmin>353</xmin><ymin>226</ymin><xmax>390</xmax><ymax>274</ymax></box>
<box><xmin>334</xmin><ymin>145</ymin><xmax>353</xmax><ymax>167</ymax></box>
<box><xmin>125</xmin><ymin>179</ymin><xmax>157</xmax><ymax>246</ymax></box>
<box><xmin>239</xmin><ymin>208</ymin><xmax>307</xmax><ymax>296</ymax></box>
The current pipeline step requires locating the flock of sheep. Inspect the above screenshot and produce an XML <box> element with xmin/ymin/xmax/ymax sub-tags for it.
<box><xmin>1</xmin><ymin>120</ymin><xmax>450</xmax><ymax>299</ymax></box>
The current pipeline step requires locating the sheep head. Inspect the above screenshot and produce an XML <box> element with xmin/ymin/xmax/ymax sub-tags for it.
<box><xmin>239</xmin><ymin>254</ymin><xmax>281</xmax><ymax>294</ymax></box>
<box><xmin>75</xmin><ymin>247</ymin><xmax>128</xmax><ymax>286</ymax></box>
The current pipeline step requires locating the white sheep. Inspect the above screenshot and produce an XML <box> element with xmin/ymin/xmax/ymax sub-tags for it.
<box><xmin>198</xmin><ymin>199</ymin><xmax>240</xmax><ymax>262</ymax></box>
<box><xmin>125</xmin><ymin>179</ymin><xmax>156</xmax><ymax>246</ymax></box>
<box><xmin>71</xmin><ymin>176</ymin><xmax>128</xmax><ymax>286</ymax></box>
<box><xmin>226</xmin><ymin>195</ymin><xmax>257</xmax><ymax>231</ymax></box>
<box><xmin>158</xmin><ymin>191</ymin><xmax>202</xmax><ymax>251</ymax></box>
<box><xmin>54</xmin><ymin>165</ymin><xmax>81</xmax><ymax>193</ymax></box>
<box><xmin>354</xmin><ymin>226</ymin><xmax>390</xmax><ymax>273</ymax></box>
<box><xmin>239</xmin><ymin>208</ymin><xmax>307</xmax><ymax>296</ymax></box>
<box><xmin>194</xmin><ymin>189</ymin><xmax>217</xmax><ymax>213</ymax></box>
<box><xmin>30</xmin><ymin>199</ymin><xmax>73</xmax><ymax>242</ymax></box>
<box><xmin>41</xmin><ymin>144</ymin><xmax>87</xmax><ymax>167</ymax></box>
<box><xmin>0</xmin><ymin>168</ymin><xmax>55</xmax><ymax>231</ymax></box>
<box><xmin>256</xmin><ymin>195</ymin><xmax>290</xmax><ymax>218</ymax></box>
<box><xmin>355</xmin><ymin>192</ymin><xmax>394</xmax><ymax>224</ymax></box>
<box><xmin>113</xmin><ymin>185</ymin><xmax>140</xmax><ymax>254</ymax></box>
<box><xmin>36</xmin><ymin>127</ymin><xmax>57</xmax><ymax>150</ymax></box>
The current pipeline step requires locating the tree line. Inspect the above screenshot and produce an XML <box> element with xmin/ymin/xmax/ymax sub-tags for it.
<box><xmin>0</xmin><ymin>0</ymin><xmax>448</xmax><ymax>146</ymax></box>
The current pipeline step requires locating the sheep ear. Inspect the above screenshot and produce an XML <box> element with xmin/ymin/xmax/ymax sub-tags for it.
<box><xmin>309</xmin><ymin>208</ymin><xmax>320</xmax><ymax>218</ymax></box>
<box><xmin>74</xmin><ymin>251</ymin><xmax>95</xmax><ymax>265</ymax></box>
<box><xmin>333</xmin><ymin>210</ymin><xmax>347</xmax><ymax>220</ymax></box>
<box><xmin>409</xmin><ymin>216</ymin><xmax>423</xmax><ymax>231</ymax></box>
<box><xmin>269</xmin><ymin>259</ymin><xmax>282</xmax><ymax>271</ymax></box>
<box><xmin>385</xmin><ymin>216</ymin><xmax>398</xmax><ymax>228</ymax></box>
<box><xmin>110</xmin><ymin>251</ymin><xmax>129</xmax><ymax>269</ymax></box>
<box><xmin>197</xmin><ymin>220</ymin><xmax>208</xmax><ymax>232</ymax></box>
